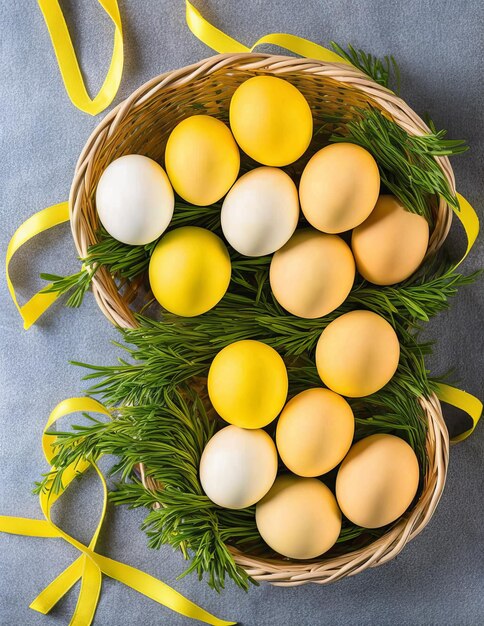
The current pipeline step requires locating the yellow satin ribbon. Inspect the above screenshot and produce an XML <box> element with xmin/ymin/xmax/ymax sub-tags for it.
<box><xmin>185</xmin><ymin>0</ymin><xmax>349</xmax><ymax>63</ymax></box>
<box><xmin>454</xmin><ymin>193</ymin><xmax>480</xmax><ymax>267</ymax></box>
<box><xmin>436</xmin><ymin>383</ymin><xmax>483</xmax><ymax>444</ymax></box>
<box><xmin>0</xmin><ymin>397</ymin><xmax>235</xmax><ymax>626</ymax></box>
<box><xmin>5</xmin><ymin>202</ymin><xmax>69</xmax><ymax>329</ymax></box>
<box><xmin>37</xmin><ymin>0</ymin><xmax>123</xmax><ymax>116</ymax></box>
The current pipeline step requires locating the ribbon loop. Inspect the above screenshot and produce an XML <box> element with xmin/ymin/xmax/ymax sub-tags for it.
<box><xmin>6</xmin><ymin>202</ymin><xmax>70</xmax><ymax>329</ymax></box>
<box><xmin>185</xmin><ymin>0</ymin><xmax>349</xmax><ymax>63</ymax></box>
<box><xmin>37</xmin><ymin>0</ymin><xmax>123</xmax><ymax>116</ymax></box>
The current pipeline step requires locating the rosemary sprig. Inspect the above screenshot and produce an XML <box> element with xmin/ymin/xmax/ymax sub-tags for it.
<box><xmin>330</xmin><ymin>107</ymin><xmax>467</xmax><ymax>224</ymax></box>
<box><xmin>331</xmin><ymin>42</ymin><xmax>401</xmax><ymax>92</ymax></box>
<box><xmin>69</xmin><ymin>262</ymin><xmax>474</xmax><ymax>408</ymax></box>
<box><xmin>40</xmin><ymin>201</ymin><xmax>221</xmax><ymax>307</ymax></box>
<box><xmin>36</xmin><ymin>389</ymin><xmax>254</xmax><ymax>591</ymax></box>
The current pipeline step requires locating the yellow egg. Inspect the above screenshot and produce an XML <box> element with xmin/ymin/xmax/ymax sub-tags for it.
<box><xmin>149</xmin><ymin>226</ymin><xmax>231</xmax><ymax>316</ymax></box>
<box><xmin>276</xmin><ymin>388</ymin><xmax>354</xmax><ymax>477</ymax></box>
<box><xmin>299</xmin><ymin>143</ymin><xmax>380</xmax><ymax>233</ymax></box>
<box><xmin>200</xmin><ymin>426</ymin><xmax>278</xmax><ymax>509</ymax></box>
<box><xmin>269</xmin><ymin>229</ymin><xmax>355</xmax><ymax>319</ymax></box>
<box><xmin>352</xmin><ymin>195</ymin><xmax>430</xmax><ymax>285</ymax></box>
<box><xmin>336</xmin><ymin>434</ymin><xmax>420</xmax><ymax>528</ymax></box>
<box><xmin>229</xmin><ymin>76</ymin><xmax>313</xmax><ymax>166</ymax></box>
<box><xmin>208</xmin><ymin>340</ymin><xmax>288</xmax><ymax>429</ymax></box>
<box><xmin>316</xmin><ymin>310</ymin><xmax>400</xmax><ymax>397</ymax></box>
<box><xmin>165</xmin><ymin>115</ymin><xmax>240</xmax><ymax>205</ymax></box>
<box><xmin>256</xmin><ymin>475</ymin><xmax>342</xmax><ymax>559</ymax></box>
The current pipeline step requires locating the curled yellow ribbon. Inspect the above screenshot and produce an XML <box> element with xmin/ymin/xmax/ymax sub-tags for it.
<box><xmin>37</xmin><ymin>0</ymin><xmax>123</xmax><ymax>116</ymax></box>
<box><xmin>5</xmin><ymin>202</ymin><xmax>69</xmax><ymax>329</ymax></box>
<box><xmin>454</xmin><ymin>193</ymin><xmax>480</xmax><ymax>267</ymax></box>
<box><xmin>0</xmin><ymin>397</ymin><xmax>235</xmax><ymax>626</ymax></box>
<box><xmin>436</xmin><ymin>383</ymin><xmax>483</xmax><ymax>444</ymax></box>
<box><xmin>185</xmin><ymin>0</ymin><xmax>349</xmax><ymax>63</ymax></box>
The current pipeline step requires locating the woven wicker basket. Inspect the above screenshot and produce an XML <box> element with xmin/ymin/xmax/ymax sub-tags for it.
<box><xmin>69</xmin><ymin>53</ymin><xmax>451</xmax><ymax>585</ymax></box>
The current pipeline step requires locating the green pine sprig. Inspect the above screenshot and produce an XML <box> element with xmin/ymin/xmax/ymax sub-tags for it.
<box><xmin>68</xmin><ymin>260</ymin><xmax>475</xmax><ymax>408</ymax></box>
<box><xmin>331</xmin><ymin>42</ymin><xmax>401</xmax><ymax>92</ymax></box>
<box><xmin>330</xmin><ymin>107</ymin><xmax>467</xmax><ymax>224</ymax></box>
<box><xmin>39</xmin><ymin>200</ymin><xmax>222</xmax><ymax>308</ymax></box>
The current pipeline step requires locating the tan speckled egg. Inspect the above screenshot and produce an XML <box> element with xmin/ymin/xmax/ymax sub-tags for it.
<box><xmin>299</xmin><ymin>143</ymin><xmax>380</xmax><ymax>233</ymax></box>
<box><xmin>336</xmin><ymin>434</ymin><xmax>420</xmax><ymax>528</ymax></box>
<box><xmin>270</xmin><ymin>229</ymin><xmax>355</xmax><ymax>319</ymax></box>
<box><xmin>316</xmin><ymin>310</ymin><xmax>400</xmax><ymax>397</ymax></box>
<box><xmin>276</xmin><ymin>388</ymin><xmax>354</xmax><ymax>477</ymax></box>
<box><xmin>352</xmin><ymin>195</ymin><xmax>430</xmax><ymax>285</ymax></box>
<box><xmin>256</xmin><ymin>475</ymin><xmax>342</xmax><ymax>559</ymax></box>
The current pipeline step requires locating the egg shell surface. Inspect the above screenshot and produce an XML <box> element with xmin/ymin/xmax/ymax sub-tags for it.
<box><xmin>149</xmin><ymin>226</ymin><xmax>231</xmax><ymax>317</ymax></box>
<box><xmin>276</xmin><ymin>388</ymin><xmax>355</xmax><ymax>477</ymax></box>
<box><xmin>269</xmin><ymin>229</ymin><xmax>355</xmax><ymax>318</ymax></box>
<box><xmin>229</xmin><ymin>76</ymin><xmax>313</xmax><ymax>166</ymax></box>
<box><xmin>256</xmin><ymin>475</ymin><xmax>342</xmax><ymax>559</ymax></box>
<box><xmin>336</xmin><ymin>433</ymin><xmax>420</xmax><ymax>528</ymax></box>
<box><xmin>221</xmin><ymin>167</ymin><xmax>299</xmax><ymax>256</ymax></box>
<box><xmin>208</xmin><ymin>340</ymin><xmax>288</xmax><ymax>429</ymax></box>
<box><xmin>351</xmin><ymin>195</ymin><xmax>430</xmax><ymax>285</ymax></box>
<box><xmin>199</xmin><ymin>426</ymin><xmax>278</xmax><ymax>509</ymax></box>
<box><xmin>165</xmin><ymin>115</ymin><xmax>240</xmax><ymax>205</ymax></box>
<box><xmin>299</xmin><ymin>143</ymin><xmax>380</xmax><ymax>233</ymax></box>
<box><xmin>96</xmin><ymin>154</ymin><xmax>174</xmax><ymax>245</ymax></box>
<box><xmin>316</xmin><ymin>310</ymin><xmax>400</xmax><ymax>397</ymax></box>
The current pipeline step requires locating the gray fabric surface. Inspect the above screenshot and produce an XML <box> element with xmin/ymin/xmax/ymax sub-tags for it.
<box><xmin>1</xmin><ymin>1</ymin><xmax>483</xmax><ymax>624</ymax></box>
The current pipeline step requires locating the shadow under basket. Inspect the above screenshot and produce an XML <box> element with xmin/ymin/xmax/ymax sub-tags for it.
<box><xmin>69</xmin><ymin>53</ymin><xmax>452</xmax><ymax>585</ymax></box>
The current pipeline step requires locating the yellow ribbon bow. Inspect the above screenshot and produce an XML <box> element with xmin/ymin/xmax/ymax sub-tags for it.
<box><xmin>0</xmin><ymin>397</ymin><xmax>235</xmax><ymax>626</ymax></box>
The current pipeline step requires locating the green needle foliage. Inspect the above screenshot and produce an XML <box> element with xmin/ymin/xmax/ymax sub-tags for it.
<box><xmin>40</xmin><ymin>201</ymin><xmax>221</xmax><ymax>307</ymax></box>
<box><xmin>330</xmin><ymin>107</ymin><xmax>467</xmax><ymax>224</ymax></box>
<box><xmin>331</xmin><ymin>41</ymin><xmax>401</xmax><ymax>92</ymax></box>
<box><xmin>69</xmin><ymin>259</ymin><xmax>474</xmax><ymax>408</ymax></box>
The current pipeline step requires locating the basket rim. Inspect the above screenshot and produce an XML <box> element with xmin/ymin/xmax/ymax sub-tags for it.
<box><xmin>69</xmin><ymin>51</ymin><xmax>452</xmax><ymax>585</ymax></box>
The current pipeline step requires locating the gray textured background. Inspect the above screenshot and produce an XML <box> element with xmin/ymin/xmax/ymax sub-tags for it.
<box><xmin>1</xmin><ymin>1</ymin><xmax>483</xmax><ymax>625</ymax></box>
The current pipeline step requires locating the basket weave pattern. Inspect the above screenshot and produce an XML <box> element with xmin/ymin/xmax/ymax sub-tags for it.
<box><xmin>70</xmin><ymin>53</ymin><xmax>451</xmax><ymax>585</ymax></box>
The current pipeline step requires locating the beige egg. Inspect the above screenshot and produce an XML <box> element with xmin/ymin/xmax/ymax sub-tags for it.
<box><xmin>256</xmin><ymin>475</ymin><xmax>342</xmax><ymax>559</ymax></box>
<box><xmin>352</xmin><ymin>195</ymin><xmax>430</xmax><ymax>285</ymax></box>
<box><xmin>336</xmin><ymin>434</ymin><xmax>420</xmax><ymax>528</ymax></box>
<box><xmin>276</xmin><ymin>388</ymin><xmax>354</xmax><ymax>477</ymax></box>
<box><xmin>299</xmin><ymin>143</ymin><xmax>380</xmax><ymax>233</ymax></box>
<box><xmin>199</xmin><ymin>426</ymin><xmax>278</xmax><ymax>509</ymax></box>
<box><xmin>316</xmin><ymin>310</ymin><xmax>400</xmax><ymax>397</ymax></box>
<box><xmin>270</xmin><ymin>229</ymin><xmax>355</xmax><ymax>319</ymax></box>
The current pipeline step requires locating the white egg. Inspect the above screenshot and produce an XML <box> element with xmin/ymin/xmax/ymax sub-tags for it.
<box><xmin>199</xmin><ymin>425</ymin><xmax>278</xmax><ymax>509</ymax></box>
<box><xmin>221</xmin><ymin>167</ymin><xmax>299</xmax><ymax>256</ymax></box>
<box><xmin>96</xmin><ymin>154</ymin><xmax>175</xmax><ymax>245</ymax></box>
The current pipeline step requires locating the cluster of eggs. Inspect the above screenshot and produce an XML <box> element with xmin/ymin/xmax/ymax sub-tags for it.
<box><xmin>200</xmin><ymin>330</ymin><xmax>419</xmax><ymax>560</ymax></box>
<box><xmin>96</xmin><ymin>76</ymin><xmax>429</xmax><ymax>320</ymax></box>
<box><xmin>95</xmin><ymin>76</ymin><xmax>428</xmax><ymax>560</ymax></box>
